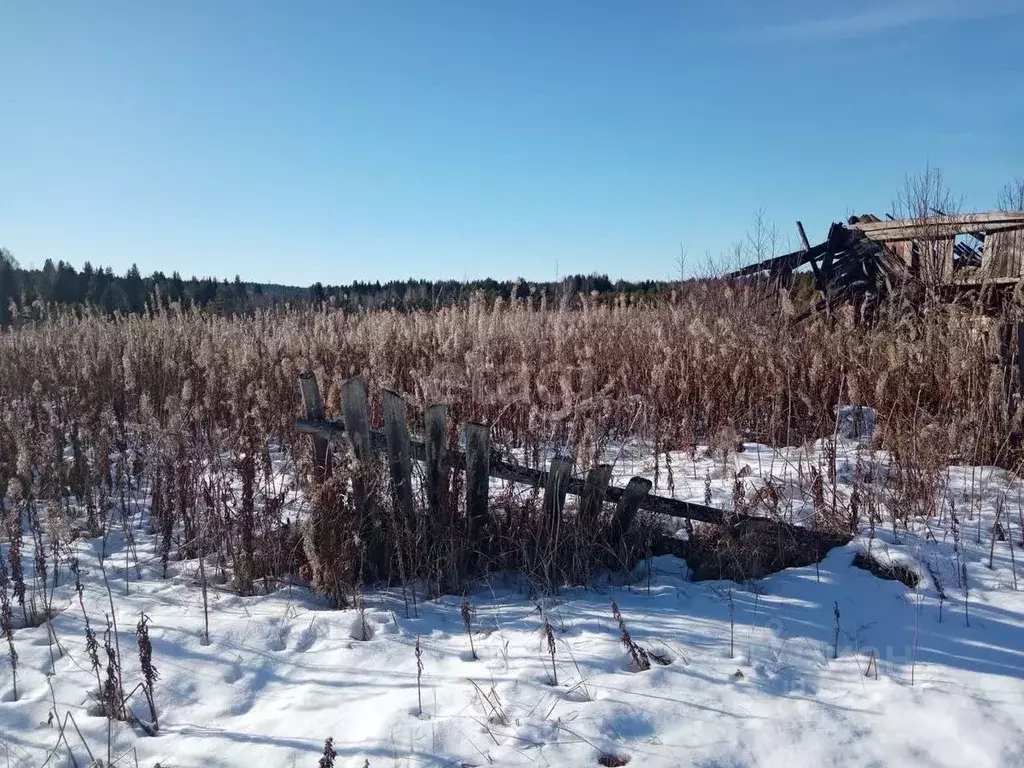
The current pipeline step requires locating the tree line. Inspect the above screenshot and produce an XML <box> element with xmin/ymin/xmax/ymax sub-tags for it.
<box><xmin>0</xmin><ymin>248</ymin><xmax>674</xmax><ymax>328</ymax></box>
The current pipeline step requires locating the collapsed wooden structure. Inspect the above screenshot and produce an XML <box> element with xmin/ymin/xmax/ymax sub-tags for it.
<box><xmin>728</xmin><ymin>210</ymin><xmax>1024</xmax><ymax>319</ymax></box>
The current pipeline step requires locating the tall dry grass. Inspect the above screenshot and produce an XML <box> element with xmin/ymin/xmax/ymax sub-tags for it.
<box><xmin>0</xmin><ymin>284</ymin><xmax>1013</xmax><ymax>459</ymax></box>
<box><xmin>0</xmin><ymin>283</ymin><xmax>1018</xmax><ymax>599</ymax></box>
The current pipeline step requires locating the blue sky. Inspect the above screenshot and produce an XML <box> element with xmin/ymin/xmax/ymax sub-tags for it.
<box><xmin>1</xmin><ymin>1</ymin><xmax>1022</xmax><ymax>285</ymax></box>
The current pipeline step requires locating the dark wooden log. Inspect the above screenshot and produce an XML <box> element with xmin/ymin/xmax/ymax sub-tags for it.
<box><xmin>542</xmin><ymin>455</ymin><xmax>573</xmax><ymax>531</ymax></box>
<box><xmin>610</xmin><ymin>476</ymin><xmax>652</xmax><ymax>539</ymax></box>
<box><xmin>424</xmin><ymin>404</ymin><xmax>449</xmax><ymax>524</ymax></box>
<box><xmin>298</xmin><ymin>372</ymin><xmax>331</xmax><ymax>482</ymax></box>
<box><xmin>382</xmin><ymin>389</ymin><xmax>415</xmax><ymax>527</ymax></box>
<box><xmin>463</xmin><ymin>424</ymin><xmax>491</xmax><ymax>536</ymax></box>
<box><xmin>579</xmin><ymin>464</ymin><xmax>612</xmax><ymax>526</ymax></box>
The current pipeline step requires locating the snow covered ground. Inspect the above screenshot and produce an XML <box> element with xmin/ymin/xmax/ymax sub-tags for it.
<box><xmin>2</xmin><ymin>435</ymin><xmax>1024</xmax><ymax>767</ymax></box>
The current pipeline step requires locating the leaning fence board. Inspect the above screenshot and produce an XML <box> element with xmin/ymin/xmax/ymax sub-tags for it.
<box><xmin>610</xmin><ymin>476</ymin><xmax>652</xmax><ymax>539</ymax></box>
<box><xmin>298</xmin><ymin>373</ymin><xmax>331</xmax><ymax>482</ymax></box>
<box><xmin>382</xmin><ymin>389</ymin><xmax>415</xmax><ymax>527</ymax></box>
<box><xmin>296</xmin><ymin>415</ymin><xmax>728</xmax><ymax>526</ymax></box>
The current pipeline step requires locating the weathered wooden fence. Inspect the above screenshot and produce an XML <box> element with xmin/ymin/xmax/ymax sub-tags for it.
<box><xmin>295</xmin><ymin>372</ymin><xmax>732</xmax><ymax>538</ymax></box>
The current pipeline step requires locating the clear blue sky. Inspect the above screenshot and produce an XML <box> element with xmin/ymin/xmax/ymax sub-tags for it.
<box><xmin>2</xmin><ymin>1</ymin><xmax>1022</xmax><ymax>285</ymax></box>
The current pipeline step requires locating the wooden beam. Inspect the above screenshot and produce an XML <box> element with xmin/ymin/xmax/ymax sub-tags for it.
<box><xmin>852</xmin><ymin>211</ymin><xmax>1024</xmax><ymax>232</ymax></box>
<box><xmin>851</xmin><ymin>212</ymin><xmax>1024</xmax><ymax>242</ymax></box>
<box><xmin>796</xmin><ymin>221</ymin><xmax>811</xmax><ymax>251</ymax></box>
<box><xmin>725</xmin><ymin>242</ymin><xmax>825</xmax><ymax>278</ymax></box>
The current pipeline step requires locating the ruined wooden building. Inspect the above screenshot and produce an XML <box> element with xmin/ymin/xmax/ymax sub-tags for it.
<box><xmin>728</xmin><ymin>211</ymin><xmax>1024</xmax><ymax>320</ymax></box>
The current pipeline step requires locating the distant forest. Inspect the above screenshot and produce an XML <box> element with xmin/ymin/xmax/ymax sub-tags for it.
<box><xmin>0</xmin><ymin>247</ymin><xmax>676</xmax><ymax>327</ymax></box>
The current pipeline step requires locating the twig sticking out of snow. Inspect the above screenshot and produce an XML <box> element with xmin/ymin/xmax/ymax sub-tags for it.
<box><xmin>135</xmin><ymin>612</ymin><xmax>159</xmax><ymax>733</ymax></box>
<box><xmin>865</xmin><ymin>649</ymin><xmax>878</xmax><ymax>680</ymax></box>
<box><xmin>461</xmin><ymin>598</ymin><xmax>477</xmax><ymax>661</ymax></box>
<box><xmin>543</xmin><ymin>619</ymin><xmax>557</xmax><ymax>685</ymax></box>
<box><xmin>926</xmin><ymin>561</ymin><xmax>945</xmax><ymax>623</ymax></box>
<box><xmin>415</xmin><ymin>634</ymin><xmax>424</xmax><ymax>717</ymax></box>
<box><xmin>611</xmin><ymin>600</ymin><xmax>650</xmax><ymax>672</ymax></box>
<box><xmin>833</xmin><ymin>602</ymin><xmax>841</xmax><ymax>661</ymax></box>
<box><xmin>963</xmin><ymin>564</ymin><xmax>970</xmax><ymax>628</ymax></box>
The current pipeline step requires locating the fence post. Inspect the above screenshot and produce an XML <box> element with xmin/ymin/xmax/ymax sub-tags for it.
<box><xmin>298</xmin><ymin>372</ymin><xmax>331</xmax><ymax>482</ymax></box>
<box><xmin>424</xmin><ymin>404</ymin><xmax>449</xmax><ymax>524</ymax></box>
<box><xmin>463</xmin><ymin>423</ymin><xmax>491</xmax><ymax>537</ymax></box>
<box><xmin>340</xmin><ymin>376</ymin><xmax>372</xmax><ymax>462</ymax></box>
<box><xmin>341</xmin><ymin>375</ymin><xmax>373</xmax><ymax>522</ymax></box>
<box><xmin>580</xmin><ymin>464</ymin><xmax>612</xmax><ymax>526</ymax></box>
<box><xmin>383</xmin><ymin>389</ymin><xmax>415</xmax><ymax>527</ymax></box>
<box><xmin>610</xmin><ymin>476</ymin><xmax>652</xmax><ymax>540</ymax></box>
<box><xmin>543</xmin><ymin>456</ymin><xmax>573</xmax><ymax>533</ymax></box>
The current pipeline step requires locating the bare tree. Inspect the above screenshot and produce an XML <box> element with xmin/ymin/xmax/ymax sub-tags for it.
<box><xmin>997</xmin><ymin>178</ymin><xmax>1024</xmax><ymax>213</ymax></box>
<box><xmin>675</xmin><ymin>243</ymin><xmax>688</xmax><ymax>287</ymax></box>
<box><xmin>890</xmin><ymin>164</ymin><xmax>963</xmax><ymax>288</ymax></box>
<box><xmin>891</xmin><ymin>164</ymin><xmax>963</xmax><ymax>221</ymax></box>
<box><xmin>745</xmin><ymin>208</ymin><xmax>780</xmax><ymax>265</ymax></box>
